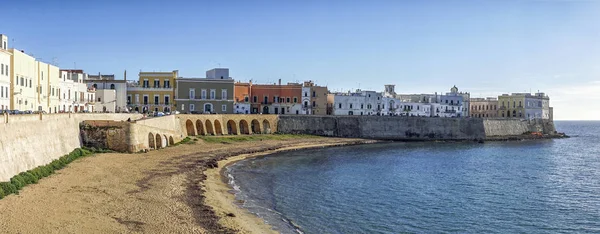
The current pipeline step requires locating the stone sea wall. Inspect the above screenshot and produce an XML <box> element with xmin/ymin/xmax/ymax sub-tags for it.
<box><xmin>0</xmin><ymin>113</ymin><xmax>141</xmax><ymax>182</ymax></box>
<box><xmin>277</xmin><ymin>116</ymin><xmax>556</xmax><ymax>140</ymax></box>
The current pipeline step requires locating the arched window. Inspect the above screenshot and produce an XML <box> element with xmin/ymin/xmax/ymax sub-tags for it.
<box><xmin>204</xmin><ymin>103</ymin><xmax>213</xmax><ymax>113</ymax></box>
<box><xmin>110</xmin><ymin>84</ymin><xmax>115</xmax><ymax>89</ymax></box>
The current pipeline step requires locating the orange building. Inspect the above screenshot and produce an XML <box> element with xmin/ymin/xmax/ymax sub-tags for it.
<box><xmin>234</xmin><ymin>80</ymin><xmax>302</xmax><ymax>114</ymax></box>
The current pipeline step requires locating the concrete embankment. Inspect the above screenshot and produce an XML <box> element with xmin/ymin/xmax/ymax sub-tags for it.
<box><xmin>277</xmin><ymin>115</ymin><xmax>558</xmax><ymax>141</ymax></box>
<box><xmin>0</xmin><ymin>113</ymin><xmax>141</xmax><ymax>182</ymax></box>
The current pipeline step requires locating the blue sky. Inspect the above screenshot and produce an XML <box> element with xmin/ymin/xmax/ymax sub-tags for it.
<box><xmin>3</xmin><ymin>0</ymin><xmax>599</xmax><ymax>120</ymax></box>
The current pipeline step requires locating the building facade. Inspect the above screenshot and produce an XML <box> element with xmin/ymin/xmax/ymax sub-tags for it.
<box><xmin>301</xmin><ymin>81</ymin><xmax>328</xmax><ymax>115</ymax></box>
<box><xmin>86</xmin><ymin>72</ymin><xmax>128</xmax><ymax>112</ymax></box>
<box><xmin>470</xmin><ymin>97</ymin><xmax>498</xmax><ymax>118</ymax></box>
<box><xmin>94</xmin><ymin>89</ymin><xmax>117</xmax><ymax>112</ymax></box>
<box><xmin>127</xmin><ymin>70</ymin><xmax>177</xmax><ymax>113</ymax></box>
<box><xmin>236</xmin><ymin>80</ymin><xmax>302</xmax><ymax>114</ymax></box>
<box><xmin>0</xmin><ymin>35</ymin><xmax>11</xmax><ymax>110</ymax></box>
<box><xmin>175</xmin><ymin>68</ymin><xmax>235</xmax><ymax>114</ymax></box>
<box><xmin>59</xmin><ymin>70</ymin><xmax>96</xmax><ymax>112</ymax></box>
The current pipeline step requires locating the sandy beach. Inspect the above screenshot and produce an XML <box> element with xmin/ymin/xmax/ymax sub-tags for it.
<box><xmin>0</xmin><ymin>135</ymin><xmax>371</xmax><ymax>234</ymax></box>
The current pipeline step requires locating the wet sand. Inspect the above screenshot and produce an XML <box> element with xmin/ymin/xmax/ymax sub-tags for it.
<box><xmin>0</xmin><ymin>136</ymin><xmax>370</xmax><ymax>234</ymax></box>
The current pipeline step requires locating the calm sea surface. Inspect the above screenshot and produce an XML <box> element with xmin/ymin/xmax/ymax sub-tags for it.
<box><xmin>227</xmin><ymin>121</ymin><xmax>600</xmax><ymax>233</ymax></box>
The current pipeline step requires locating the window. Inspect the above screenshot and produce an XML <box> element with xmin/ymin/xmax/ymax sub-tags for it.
<box><xmin>164</xmin><ymin>96</ymin><xmax>169</xmax><ymax>105</ymax></box>
<box><xmin>361</xmin><ymin>104</ymin><xmax>364</xmax><ymax>109</ymax></box>
<box><xmin>350</xmin><ymin>104</ymin><xmax>353</xmax><ymax>109</ymax></box>
<box><xmin>110</xmin><ymin>84</ymin><xmax>115</xmax><ymax>89</ymax></box>
<box><xmin>20</xmin><ymin>77</ymin><xmax>24</xmax><ymax>86</ymax></box>
<box><xmin>98</xmin><ymin>97</ymin><xmax>102</xmax><ymax>102</ymax></box>
<box><xmin>135</xmin><ymin>94</ymin><xmax>139</xmax><ymax>104</ymax></box>
<box><xmin>189</xmin><ymin>88</ymin><xmax>195</xmax><ymax>99</ymax></box>
<box><xmin>210</xmin><ymin>89</ymin><xmax>215</xmax><ymax>99</ymax></box>
<box><xmin>1</xmin><ymin>63</ymin><xmax>3</xmax><ymax>75</ymax></box>
<box><xmin>221</xmin><ymin>89</ymin><xmax>227</xmax><ymax>100</ymax></box>
<box><xmin>127</xmin><ymin>95</ymin><xmax>131</xmax><ymax>104</ymax></box>
<box><xmin>154</xmin><ymin>80</ymin><xmax>160</xmax><ymax>88</ymax></box>
<box><xmin>304</xmin><ymin>92</ymin><xmax>307</xmax><ymax>97</ymax></box>
<box><xmin>201</xmin><ymin>89</ymin><xmax>207</xmax><ymax>99</ymax></box>
<box><xmin>29</xmin><ymin>79</ymin><xmax>32</xmax><ymax>87</ymax></box>
<box><xmin>154</xmin><ymin>95</ymin><xmax>159</xmax><ymax>105</ymax></box>
<box><xmin>244</xmin><ymin>96</ymin><xmax>249</xmax><ymax>102</ymax></box>
<box><xmin>273</xmin><ymin>96</ymin><xmax>277</xmax><ymax>103</ymax></box>
<box><xmin>338</xmin><ymin>103</ymin><xmax>342</xmax><ymax>108</ymax></box>
<box><xmin>222</xmin><ymin>105</ymin><xmax>227</xmax><ymax>112</ymax></box>
<box><xmin>312</xmin><ymin>91</ymin><xmax>316</xmax><ymax>97</ymax></box>
<box><xmin>519</xmin><ymin>101</ymin><xmax>522</xmax><ymax>107</ymax></box>
<box><xmin>164</xmin><ymin>80</ymin><xmax>170</xmax><ymax>88</ymax></box>
<box><xmin>190</xmin><ymin>104</ymin><xmax>195</xmax><ymax>111</ymax></box>
<box><xmin>293</xmin><ymin>97</ymin><xmax>298</xmax><ymax>103</ymax></box>
<box><xmin>143</xmin><ymin>95</ymin><xmax>148</xmax><ymax>105</ymax></box>
<box><xmin>264</xmin><ymin>96</ymin><xmax>268</xmax><ymax>104</ymax></box>
<box><xmin>204</xmin><ymin>103</ymin><xmax>212</xmax><ymax>112</ymax></box>
<box><xmin>143</xmin><ymin>79</ymin><xmax>149</xmax><ymax>88</ymax></box>
<box><xmin>253</xmin><ymin>96</ymin><xmax>257</xmax><ymax>102</ymax></box>
<box><xmin>286</xmin><ymin>97</ymin><xmax>290</xmax><ymax>103</ymax></box>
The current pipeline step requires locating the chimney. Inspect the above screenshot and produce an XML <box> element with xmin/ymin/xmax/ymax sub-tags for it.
<box><xmin>124</xmin><ymin>70</ymin><xmax>127</xmax><ymax>80</ymax></box>
<box><xmin>278</xmin><ymin>79</ymin><xmax>281</xmax><ymax>85</ymax></box>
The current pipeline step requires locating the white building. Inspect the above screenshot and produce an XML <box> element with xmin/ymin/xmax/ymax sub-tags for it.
<box><xmin>332</xmin><ymin>90</ymin><xmax>386</xmax><ymax>116</ymax></box>
<box><xmin>234</xmin><ymin>103</ymin><xmax>251</xmax><ymax>114</ymax></box>
<box><xmin>86</xmin><ymin>72</ymin><xmax>128</xmax><ymax>112</ymax></box>
<box><xmin>301</xmin><ymin>87</ymin><xmax>311</xmax><ymax>114</ymax></box>
<box><xmin>524</xmin><ymin>92</ymin><xmax>550</xmax><ymax>119</ymax></box>
<box><xmin>58</xmin><ymin>70</ymin><xmax>95</xmax><ymax>112</ymax></box>
<box><xmin>94</xmin><ymin>89</ymin><xmax>116</xmax><ymax>112</ymax></box>
<box><xmin>0</xmin><ymin>35</ymin><xmax>11</xmax><ymax>110</ymax></box>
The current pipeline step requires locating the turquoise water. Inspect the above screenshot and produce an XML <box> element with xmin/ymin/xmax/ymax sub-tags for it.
<box><xmin>227</xmin><ymin>121</ymin><xmax>600</xmax><ymax>233</ymax></box>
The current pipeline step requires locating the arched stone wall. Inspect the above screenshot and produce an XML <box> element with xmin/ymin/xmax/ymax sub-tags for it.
<box><xmin>227</xmin><ymin>120</ymin><xmax>238</xmax><ymax>135</ymax></box>
<box><xmin>239</xmin><ymin>120</ymin><xmax>250</xmax><ymax>135</ymax></box>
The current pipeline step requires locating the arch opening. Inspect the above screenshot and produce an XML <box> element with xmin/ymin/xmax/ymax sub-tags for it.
<box><xmin>156</xmin><ymin>134</ymin><xmax>163</xmax><ymax>148</ymax></box>
<box><xmin>251</xmin><ymin>119</ymin><xmax>261</xmax><ymax>134</ymax></box>
<box><xmin>148</xmin><ymin>133</ymin><xmax>155</xmax><ymax>149</ymax></box>
<box><xmin>163</xmin><ymin>135</ymin><xmax>168</xmax><ymax>147</ymax></box>
<box><xmin>214</xmin><ymin>120</ymin><xmax>223</xmax><ymax>135</ymax></box>
<box><xmin>239</xmin><ymin>120</ymin><xmax>250</xmax><ymax>134</ymax></box>
<box><xmin>169</xmin><ymin>136</ymin><xmax>175</xmax><ymax>145</ymax></box>
<box><xmin>262</xmin><ymin>120</ymin><xmax>271</xmax><ymax>134</ymax></box>
<box><xmin>227</xmin><ymin>120</ymin><xmax>238</xmax><ymax>135</ymax></box>
<box><xmin>205</xmin><ymin>120</ymin><xmax>215</xmax><ymax>135</ymax></box>
<box><xmin>196</xmin><ymin>119</ymin><xmax>205</xmax><ymax>135</ymax></box>
<box><xmin>185</xmin><ymin>119</ymin><xmax>196</xmax><ymax>136</ymax></box>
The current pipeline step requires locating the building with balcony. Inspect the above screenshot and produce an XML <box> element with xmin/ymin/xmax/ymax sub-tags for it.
<box><xmin>86</xmin><ymin>71</ymin><xmax>128</xmax><ymax>112</ymax></box>
<box><xmin>58</xmin><ymin>70</ymin><xmax>95</xmax><ymax>112</ymax></box>
<box><xmin>470</xmin><ymin>97</ymin><xmax>498</xmax><ymax>118</ymax></box>
<box><xmin>331</xmin><ymin>90</ymin><xmax>387</xmax><ymax>116</ymax></box>
<box><xmin>440</xmin><ymin>86</ymin><xmax>466</xmax><ymax>117</ymax></box>
<box><xmin>127</xmin><ymin>70</ymin><xmax>177</xmax><ymax>113</ymax></box>
<box><xmin>0</xmin><ymin>35</ymin><xmax>11</xmax><ymax>110</ymax></box>
<box><xmin>301</xmin><ymin>81</ymin><xmax>328</xmax><ymax>115</ymax></box>
<box><xmin>175</xmin><ymin>68</ymin><xmax>234</xmax><ymax>114</ymax></box>
<box><xmin>497</xmin><ymin>92</ymin><xmax>550</xmax><ymax>119</ymax></box>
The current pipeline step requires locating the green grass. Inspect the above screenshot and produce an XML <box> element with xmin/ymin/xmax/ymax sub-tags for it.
<box><xmin>0</xmin><ymin>147</ymin><xmax>110</xmax><ymax>200</ymax></box>
<box><xmin>197</xmin><ymin>134</ymin><xmax>320</xmax><ymax>144</ymax></box>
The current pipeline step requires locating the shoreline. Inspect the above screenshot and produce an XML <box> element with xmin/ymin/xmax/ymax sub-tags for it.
<box><xmin>203</xmin><ymin>139</ymin><xmax>380</xmax><ymax>234</ymax></box>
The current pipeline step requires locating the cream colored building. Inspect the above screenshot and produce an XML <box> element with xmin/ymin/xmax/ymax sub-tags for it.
<box><xmin>0</xmin><ymin>35</ymin><xmax>11</xmax><ymax>110</ymax></box>
<box><xmin>9</xmin><ymin>49</ymin><xmax>38</xmax><ymax>111</ymax></box>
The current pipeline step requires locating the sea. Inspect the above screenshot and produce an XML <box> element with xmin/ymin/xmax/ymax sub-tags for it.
<box><xmin>226</xmin><ymin>121</ymin><xmax>600</xmax><ymax>234</ymax></box>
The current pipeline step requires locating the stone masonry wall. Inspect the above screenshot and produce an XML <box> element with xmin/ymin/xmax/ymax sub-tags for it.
<box><xmin>0</xmin><ymin>113</ymin><xmax>142</xmax><ymax>182</ymax></box>
<box><xmin>278</xmin><ymin>116</ymin><xmax>556</xmax><ymax>140</ymax></box>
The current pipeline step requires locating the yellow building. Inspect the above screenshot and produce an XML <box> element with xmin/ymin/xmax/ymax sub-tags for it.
<box><xmin>127</xmin><ymin>70</ymin><xmax>177</xmax><ymax>113</ymax></box>
<box><xmin>497</xmin><ymin>93</ymin><xmax>526</xmax><ymax>118</ymax></box>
